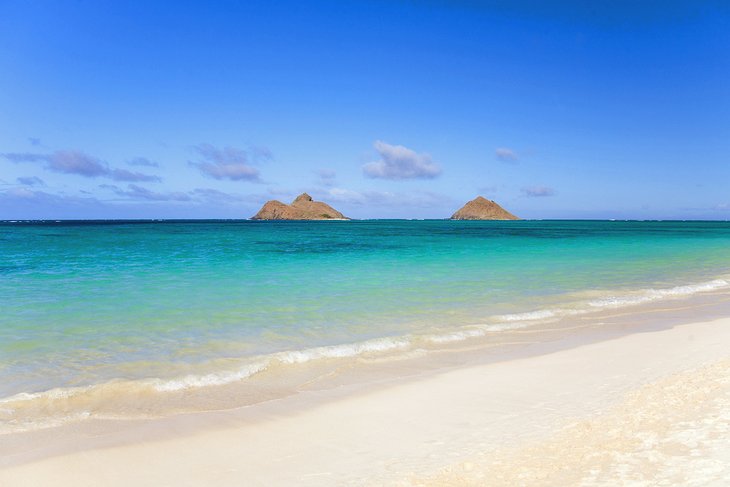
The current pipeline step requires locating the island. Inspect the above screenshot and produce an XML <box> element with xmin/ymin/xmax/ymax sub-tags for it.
<box><xmin>251</xmin><ymin>193</ymin><xmax>349</xmax><ymax>220</ymax></box>
<box><xmin>450</xmin><ymin>196</ymin><xmax>519</xmax><ymax>220</ymax></box>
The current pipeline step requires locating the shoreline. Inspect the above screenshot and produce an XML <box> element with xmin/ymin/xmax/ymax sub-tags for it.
<box><xmin>3</xmin><ymin>275</ymin><xmax>730</xmax><ymax>436</ymax></box>
<box><xmin>2</xmin><ymin>295</ymin><xmax>730</xmax><ymax>485</ymax></box>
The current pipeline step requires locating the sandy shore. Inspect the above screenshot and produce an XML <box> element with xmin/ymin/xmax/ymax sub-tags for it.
<box><xmin>2</xmin><ymin>313</ymin><xmax>730</xmax><ymax>486</ymax></box>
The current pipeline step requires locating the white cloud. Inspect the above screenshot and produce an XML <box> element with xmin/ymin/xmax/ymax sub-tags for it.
<box><xmin>362</xmin><ymin>141</ymin><xmax>441</xmax><ymax>180</ymax></box>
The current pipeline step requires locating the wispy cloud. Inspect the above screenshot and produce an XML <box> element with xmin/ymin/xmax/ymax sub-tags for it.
<box><xmin>2</xmin><ymin>187</ymin><xmax>41</xmax><ymax>199</ymax></box>
<box><xmin>190</xmin><ymin>144</ymin><xmax>265</xmax><ymax>182</ymax></box>
<box><xmin>192</xmin><ymin>188</ymin><xmax>263</xmax><ymax>205</ymax></box>
<box><xmin>324</xmin><ymin>187</ymin><xmax>451</xmax><ymax>208</ymax></box>
<box><xmin>100</xmin><ymin>184</ymin><xmax>261</xmax><ymax>205</ymax></box>
<box><xmin>250</xmin><ymin>146</ymin><xmax>273</xmax><ymax>161</ymax></box>
<box><xmin>2</xmin><ymin>150</ymin><xmax>162</xmax><ymax>182</ymax></box>
<box><xmin>267</xmin><ymin>186</ymin><xmax>295</xmax><ymax>197</ymax></box>
<box><xmin>0</xmin><ymin>187</ymin><xmax>179</xmax><ymax>220</ymax></box>
<box><xmin>315</xmin><ymin>169</ymin><xmax>337</xmax><ymax>186</ymax></box>
<box><xmin>2</xmin><ymin>152</ymin><xmax>49</xmax><ymax>163</ymax></box>
<box><xmin>363</xmin><ymin>141</ymin><xmax>442</xmax><ymax>180</ymax></box>
<box><xmin>495</xmin><ymin>147</ymin><xmax>518</xmax><ymax>162</ymax></box>
<box><xmin>107</xmin><ymin>184</ymin><xmax>191</xmax><ymax>201</ymax></box>
<box><xmin>0</xmin><ymin>187</ymin><xmax>102</xmax><ymax>207</ymax></box>
<box><xmin>127</xmin><ymin>157</ymin><xmax>159</xmax><ymax>168</ymax></box>
<box><xmin>45</xmin><ymin>150</ymin><xmax>108</xmax><ymax>177</ymax></box>
<box><xmin>521</xmin><ymin>186</ymin><xmax>555</xmax><ymax>197</ymax></box>
<box><xmin>192</xmin><ymin>188</ymin><xmax>240</xmax><ymax>202</ymax></box>
<box><xmin>109</xmin><ymin>168</ymin><xmax>162</xmax><ymax>182</ymax></box>
<box><xmin>17</xmin><ymin>176</ymin><xmax>45</xmax><ymax>186</ymax></box>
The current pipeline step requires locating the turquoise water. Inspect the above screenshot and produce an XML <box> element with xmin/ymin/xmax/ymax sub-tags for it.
<box><xmin>2</xmin><ymin>220</ymin><xmax>730</xmax><ymax>411</ymax></box>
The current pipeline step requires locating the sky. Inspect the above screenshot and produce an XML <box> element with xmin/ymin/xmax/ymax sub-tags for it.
<box><xmin>1</xmin><ymin>0</ymin><xmax>728</xmax><ymax>220</ymax></box>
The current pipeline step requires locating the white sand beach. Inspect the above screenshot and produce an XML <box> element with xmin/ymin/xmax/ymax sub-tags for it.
<box><xmin>2</xmin><ymin>306</ymin><xmax>729</xmax><ymax>486</ymax></box>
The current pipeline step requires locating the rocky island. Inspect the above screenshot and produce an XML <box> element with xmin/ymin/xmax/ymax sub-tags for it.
<box><xmin>450</xmin><ymin>196</ymin><xmax>519</xmax><ymax>220</ymax></box>
<box><xmin>251</xmin><ymin>193</ymin><xmax>349</xmax><ymax>220</ymax></box>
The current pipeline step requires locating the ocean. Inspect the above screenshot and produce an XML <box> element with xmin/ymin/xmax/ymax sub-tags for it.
<box><xmin>2</xmin><ymin>219</ymin><xmax>730</xmax><ymax>431</ymax></box>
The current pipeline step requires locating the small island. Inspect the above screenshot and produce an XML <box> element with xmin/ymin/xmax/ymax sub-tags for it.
<box><xmin>450</xmin><ymin>196</ymin><xmax>519</xmax><ymax>220</ymax></box>
<box><xmin>251</xmin><ymin>193</ymin><xmax>349</xmax><ymax>220</ymax></box>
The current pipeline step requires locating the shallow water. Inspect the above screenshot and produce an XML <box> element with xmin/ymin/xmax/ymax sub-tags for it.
<box><xmin>2</xmin><ymin>220</ymin><xmax>730</xmax><ymax>428</ymax></box>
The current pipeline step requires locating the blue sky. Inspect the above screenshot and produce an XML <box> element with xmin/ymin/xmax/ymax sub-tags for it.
<box><xmin>1</xmin><ymin>0</ymin><xmax>728</xmax><ymax>219</ymax></box>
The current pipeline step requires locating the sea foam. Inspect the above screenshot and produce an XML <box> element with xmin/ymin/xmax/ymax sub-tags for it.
<box><xmin>588</xmin><ymin>279</ymin><xmax>729</xmax><ymax>308</ymax></box>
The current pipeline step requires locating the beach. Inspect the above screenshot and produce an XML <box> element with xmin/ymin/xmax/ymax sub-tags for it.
<box><xmin>3</xmin><ymin>0</ymin><xmax>729</xmax><ymax>484</ymax></box>
<box><xmin>3</xmin><ymin>220</ymin><xmax>730</xmax><ymax>485</ymax></box>
<box><xmin>2</xmin><ymin>293</ymin><xmax>730</xmax><ymax>486</ymax></box>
